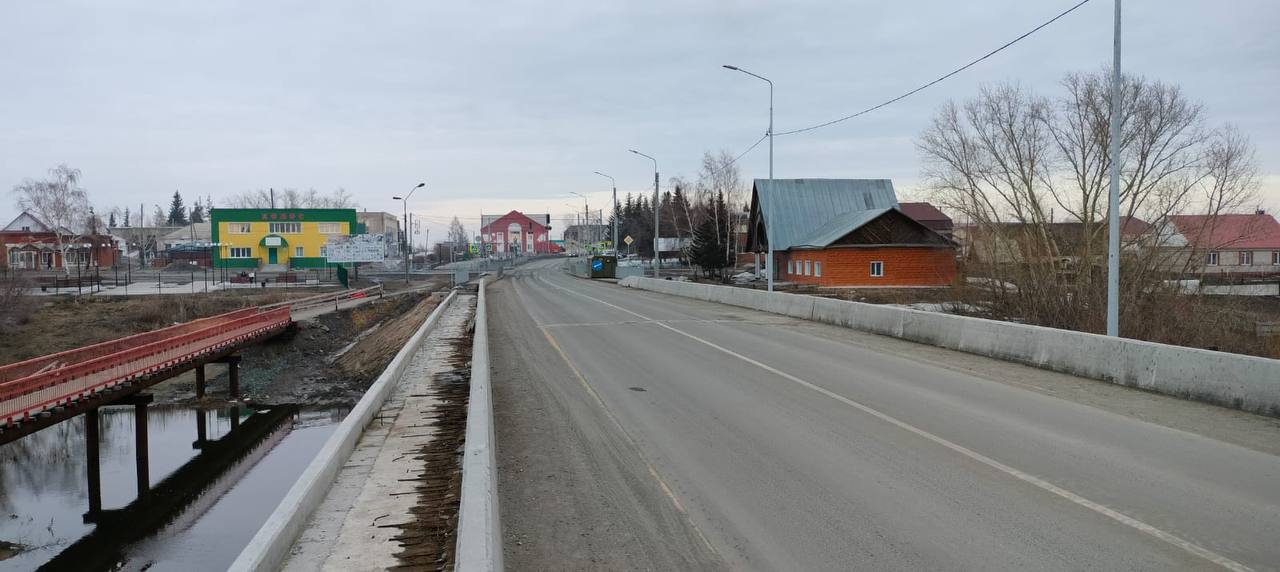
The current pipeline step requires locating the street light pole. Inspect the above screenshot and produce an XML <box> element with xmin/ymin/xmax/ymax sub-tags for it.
<box><xmin>724</xmin><ymin>64</ymin><xmax>775</xmax><ymax>292</ymax></box>
<box><xmin>570</xmin><ymin>192</ymin><xmax>590</xmax><ymax>254</ymax></box>
<box><xmin>593</xmin><ymin>172</ymin><xmax>618</xmax><ymax>256</ymax></box>
<box><xmin>394</xmin><ymin>182</ymin><xmax>425</xmax><ymax>284</ymax></box>
<box><xmin>1106</xmin><ymin>0</ymin><xmax>1122</xmax><ymax>337</ymax></box>
<box><xmin>629</xmin><ymin>149</ymin><xmax>660</xmax><ymax>277</ymax></box>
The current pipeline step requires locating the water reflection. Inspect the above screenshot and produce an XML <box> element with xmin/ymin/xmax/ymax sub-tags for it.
<box><xmin>0</xmin><ymin>404</ymin><xmax>346</xmax><ymax>571</ymax></box>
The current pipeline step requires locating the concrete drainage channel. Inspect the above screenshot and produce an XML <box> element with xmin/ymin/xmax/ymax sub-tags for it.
<box><xmin>229</xmin><ymin>277</ymin><xmax>503</xmax><ymax>571</ymax></box>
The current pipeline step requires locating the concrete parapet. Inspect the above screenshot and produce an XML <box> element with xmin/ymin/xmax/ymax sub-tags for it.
<box><xmin>621</xmin><ymin>277</ymin><xmax>1280</xmax><ymax>418</ymax></box>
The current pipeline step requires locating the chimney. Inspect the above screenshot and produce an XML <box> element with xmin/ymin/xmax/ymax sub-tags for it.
<box><xmin>1256</xmin><ymin>208</ymin><xmax>1266</xmax><ymax>215</ymax></box>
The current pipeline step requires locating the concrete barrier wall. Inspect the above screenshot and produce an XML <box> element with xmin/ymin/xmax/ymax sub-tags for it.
<box><xmin>455</xmin><ymin>278</ymin><xmax>503</xmax><ymax>571</ymax></box>
<box><xmin>229</xmin><ymin>290</ymin><xmax>459</xmax><ymax>572</ymax></box>
<box><xmin>619</xmin><ymin>277</ymin><xmax>1280</xmax><ymax>418</ymax></box>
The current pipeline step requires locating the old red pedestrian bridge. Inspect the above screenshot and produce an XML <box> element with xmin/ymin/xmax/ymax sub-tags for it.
<box><xmin>0</xmin><ymin>306</ymin><xmax>291</xmax><ymax>445</ymax></box>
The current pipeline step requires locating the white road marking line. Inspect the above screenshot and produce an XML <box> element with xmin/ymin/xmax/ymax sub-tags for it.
<box><xmin>538</xmin><ymin>273</ymin><xmax>1253</xmax><ymax>572</ymax></box>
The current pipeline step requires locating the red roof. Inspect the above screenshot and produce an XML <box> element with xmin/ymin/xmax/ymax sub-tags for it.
<box><xmin>898</xmin><ymin>202</ymin><xmax>950</xmax><ymax>223</ymax></box>
<box><xmin>1168</xmin><ymin>213</ymin><xmax>1280</xmax><ymax>250</ymax></box>
<box><xmin>1119</xmin><ymin>216</ymin><xmax>1151</xmax><ymax>236</ymax></box>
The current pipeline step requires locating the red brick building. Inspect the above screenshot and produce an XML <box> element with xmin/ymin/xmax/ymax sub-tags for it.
<box><xmin>479</xmin><ymin>210</ymin><xmax>556</xmax><ymax>256</ymax></box>
<box><xmin>747</xmin><ymin>179</ymin><xmax>956</xmax><ymax>288</ymax></box>
<box><xmin>2</xmin><ymin>211</ymin><xmax>117</xmax><ymax>270</ymax></box>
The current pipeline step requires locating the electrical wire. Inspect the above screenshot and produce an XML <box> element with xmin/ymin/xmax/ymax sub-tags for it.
<box><xmin>774</xmin><ymin>0</ymin><xmax>1093</xmax><ymax>137</ymax></box>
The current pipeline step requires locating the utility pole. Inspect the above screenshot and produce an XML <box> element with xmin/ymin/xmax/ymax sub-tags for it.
<box><xmin>594</xmin><ymin>172</ymin><xmax>618</xmax><ymax>256</ymax></box>
<box><xmin>630</xmin><ymin>150</ymin><xmax>660</xmax><ymax>277</ymax></box>
<box><xmin>1106</xmin><ymin>0</ymin><xmax>1122</xmax><ymax>337</ymax></box>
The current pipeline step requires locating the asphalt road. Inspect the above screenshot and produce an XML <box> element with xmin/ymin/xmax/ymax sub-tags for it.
<box><xmin>490</xmin><ymin>259</ymin><xmax>1280</xmax><ymax>571</ymax></box>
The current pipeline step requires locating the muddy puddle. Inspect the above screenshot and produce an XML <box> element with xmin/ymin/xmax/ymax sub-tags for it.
<box><xmin>0</xmin><ymin>404</ymin><xmax>348</xmax><ymax>571</ymax></box>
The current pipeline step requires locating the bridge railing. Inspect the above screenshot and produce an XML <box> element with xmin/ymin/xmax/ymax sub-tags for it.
<box><xmin>0</xmin><ymin>308</ymin><xmax>261</xmax><ymax>384</ymax></box>
<box><xmin>0</xmin><ymin>307</ymin><xmax>291</xmax><ymax>427</ymax></box>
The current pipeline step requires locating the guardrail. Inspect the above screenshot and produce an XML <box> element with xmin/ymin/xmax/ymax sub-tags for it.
<box><xmin>620</xmin><ymin>276</ymin><xmax>1280</xmax><ymax>418</ymax></box>
<box><xmin>230</xmin><ymin>290</ymin><xmax>458</xmax><ymax>572</ymax></box>
<box><xmin>456</xmin><ymin>277</ymin><xmax>502</xmax><ymax>571</ymax></box>
<box><xmin>0</xmin><ymin>307</ymin><xmax>291</xmax><ymax>427</ymax></box>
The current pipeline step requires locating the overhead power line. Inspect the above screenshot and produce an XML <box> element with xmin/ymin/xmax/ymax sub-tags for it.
<box><xmin>774</xmin><ymin>0</ymin><xmax>1093</xmax><ymax>137</ymax></box>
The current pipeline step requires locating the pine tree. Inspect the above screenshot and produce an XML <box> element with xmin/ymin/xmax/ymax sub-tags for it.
<box><xmin>190</xmin><ymin>203</ymin><xmax>205</xmax><ymax>223</ymax></box>
<box><xmin>108</xmin><ymin>211</ymin><xmax>117</xmax><ymax>228</ymax></box>
<box><xmin>167</xmin><ymin>191</ymin><xmax>188</xmax><ymax>225</ymax></box>
<box><xmin>122</xmin><ymin>209</ymin><xmax>130</xmax><ymax>228</ymax></box>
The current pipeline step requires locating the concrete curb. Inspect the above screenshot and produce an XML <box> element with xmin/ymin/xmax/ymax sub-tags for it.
<box><xmin>619</xmin><ymin>277</ymin><xmax>1280</xmax><ymax>418</ymax></box>
<box><xmin>228</xmin><ymin>290</ymin><xmax>459</xmax><ymax>572</ymax></box>
<box><xmin>455</xmin><ymin>277</ymin><xmax>503</xmax><ymax>571</ymax></box>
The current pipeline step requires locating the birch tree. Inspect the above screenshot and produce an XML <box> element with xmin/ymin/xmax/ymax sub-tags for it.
<box><xmin>11</xmin><ymin>164</ymin><xmax>90</xmax><ymax>276</ymax></box>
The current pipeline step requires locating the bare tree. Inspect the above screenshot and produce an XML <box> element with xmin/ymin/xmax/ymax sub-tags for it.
<box><xmin>11</xmin><ymin>164</ymin><xmax>90</xmax><ymax>276</ymax></box>
<box><xmin>224</xmin><ymin>187</ymin><xmax>359</xmax><ymax>209</ymax></box>
<box><xmin>918</xmin><ymin>69</ymin><xmax>1261</xmax><ymax>340</ymax></box>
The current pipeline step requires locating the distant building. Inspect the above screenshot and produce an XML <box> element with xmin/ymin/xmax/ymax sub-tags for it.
<box><xmin>357</xmin><ymin>211</ymin><xmax>401</xmax><ymax>258</ymax></box>
<box><xmin>746</xmin><ymin>179</ymin><xmax>956</xmax><ymax>287</ymax></box>
<box><xmin>480</xmin><ymin>211</ymin><xmax>555</xmax><ymax>255</ymax></box>
<box><xmin>211</xmin><ymin>208</ymin><xmax>359</xmax><ymax>271</ymax></box>
<box><xmin>898</xmin><ymin>202</ymin><xmax>954</xmax><ymax>239</ymax></box>
<box><xmin>1</xmin><ymin>210</ymin><xmax>117</xmax><ymax>270</ymax></box>
<box><xmin>1165</xmin><ymin>211</ymin><xmax>1280</xmax><ymax>276</ymax></box>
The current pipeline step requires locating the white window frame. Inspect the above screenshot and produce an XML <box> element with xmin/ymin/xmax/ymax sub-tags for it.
<box><xmin>227</xmin><ymin>222</ymin><xmax>252</xmax><ymax>234</ymax></box>
<box><xmin>1240</xmin><ymin>251</ymin><xmax>1253</xmax><ymax>266</ymax></box>
<box><xmin>229</xmin><ymin>247</ymin><xmax>252</xmax><ymax>258</ymax></box>
<box><xmin>268</xmin><ymin>222</ymin><xmax>302</xmax><ymax>234</ymax></box>
<box><xmin>1272</xmin><ymin>251</ymin><xmax>1279</xmax><ymax>266</ymax></box>
<box><xmin>804</xmin><ymin>260</ymin><xmax>811</xmax><ymax>276</ymax></box>
<box><xmin>1207</xmin><ymin>251</ymin><xmax>1219</xmax><ymax>266</ymax></box>
<box><xmin>788</xmin><ymin>260</ymin><xmax>794</xmax><ymax>275</ymax></box>
<box><xmin>294</xmin><ymin>246</ymin><xmax>305</xmax><ymax>257</ymax></box>
<box><xmin>317</xmin><ymin>222</ymin><xmax>343</xmax><ymax>234</ymax></box>
<box><xmin>870</xmin><ymin>260</ymin><xmax>884</xmax><ymax>278</ymax></box>
<box><xmin>814</xmin><ymin>261</ymin><xmax>822</xmax><ymax>277</ymax></box>
<box><xmin>320</xmin><ymin>245</ymin><xmax>328</xmax><ymax>258</ymax></box>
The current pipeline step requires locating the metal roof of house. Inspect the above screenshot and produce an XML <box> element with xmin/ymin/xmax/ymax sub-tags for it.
<box><xmin>1168</xmin><ymin>213</ymin><xmax>1280</xmax><ymax>249</ymax></box>
<box><xmin>753</xmin><ymin>179</ymin><xmax>899</xmax><ymax>250</ymax></box>
<box><xmin>794</xmin><ymin>208</ymin><xmax>894</xmax><ymax>247</ymax></box>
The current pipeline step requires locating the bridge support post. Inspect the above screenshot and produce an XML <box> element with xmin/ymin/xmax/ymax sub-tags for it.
<box><xmin>85</xmin><ymin>408</ymin><xmax>102</xmax><ymax>518</ymax></box>
<box><xmin>195</xmin><ymin>364</ymin><xmax>206</xmax><ymax>399</ymax></box>
<box><xmin>195</xmin><ymin>409</ymin><xmax>207</xmax><ymax>448</ymax></box>
<box><xmin>228</xmin><ymin>357</ymin><xmax>240</xmax><ymax>399</ymax></box>
<box><xmin>120</xmin><ymin>393</ymin><xmax>154</xmax><ymax>499</ymax></box>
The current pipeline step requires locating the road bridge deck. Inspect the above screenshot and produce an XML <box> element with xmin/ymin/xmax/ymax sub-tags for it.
<box><xmin>491</xmin><ymin>259</ymin><xmax>1280</xmax><ymax>571</ymax></box>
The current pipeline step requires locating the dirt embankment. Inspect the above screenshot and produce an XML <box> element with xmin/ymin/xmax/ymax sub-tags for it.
<box><xmin>0</xmin><ymin>289</ymin><xmax>336</xmax><ymax>365</ymax></box>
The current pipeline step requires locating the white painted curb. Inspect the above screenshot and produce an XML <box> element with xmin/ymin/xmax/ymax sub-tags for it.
<box><xmin>455</xmin><ymin>277</ymin><xmax>503</xmax><ymax>571</ymax></box>
<box><xmin>229</xmin><ymin>290</ymin><xmax>459</xmax><ymax>572</ymax></box>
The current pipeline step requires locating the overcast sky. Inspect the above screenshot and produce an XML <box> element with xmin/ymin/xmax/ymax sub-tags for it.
<box><xmin>2</xmin><ymin>0</ymin><xmax>1277</xmax><ymax>243</ymax></box>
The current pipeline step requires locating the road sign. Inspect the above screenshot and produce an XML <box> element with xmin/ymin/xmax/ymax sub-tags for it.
<box><xmin>623</xmin><ymin>235</ymin><xmax>634</xmax><ymax>246</ymax></box>
<box><xmin>325</xmin><ymin>234</ymin><xmax>385</xmax><ymax>263</ymax></box>
<box><xmin>591</xmin><ymin>259</ymin><xmax>604</xmax><ymax>272</ymax></box>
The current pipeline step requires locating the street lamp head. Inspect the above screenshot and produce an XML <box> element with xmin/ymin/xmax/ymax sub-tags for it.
<box><xmin>414</xmin><ymin>182</ymin><xmax>425</xmax><ymax>189</ymax></box>
<box><xmin>722</xmin><ymin>64</ymin><xmax>739</xmax><ymax>70</ymax></box>
<box><xmin>392</xmin><ymin>196</ymin><xmax>403</xmax><ymax>200</ymax></box>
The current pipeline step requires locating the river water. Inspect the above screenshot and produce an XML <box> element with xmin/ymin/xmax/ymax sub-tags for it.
<box><xmin>0</xmin><ymin>403</ymin><xmax>346</xmax><ymax>571</ymax></box>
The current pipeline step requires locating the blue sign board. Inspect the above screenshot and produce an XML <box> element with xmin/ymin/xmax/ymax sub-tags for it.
<box><xmin>591</xmin><ymin>259</ymin><xmax>604</xmax><ymax>271</ymax></box>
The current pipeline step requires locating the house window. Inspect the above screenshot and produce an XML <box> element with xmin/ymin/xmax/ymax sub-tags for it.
<box><xmin>1207</xmin><ymin>251</ymin><xmax>1219</xmax><ymax>266</ymax></box>
<box><xmin>268</xmin><ymin>222</ymin><xmax>301</xmax><ymax>234</ymax></box>
<box><xmin>1239</xmin><ymin>251</ymin><xmax>1253</xmax><ymax>266</ymax></box>
<box><xmin>814</xmin><ymin>261</ymin><xmax>822</xmax><ymax>277</ymax></box>
<box><xmin>227</xmin><ymin>223</ymin><xmax>251</xmax><ymax>234</ymax></box>
<box><xmin>870</xmin><ymin>261</ymin><xmax>884</xmax><ymax>277</ymax></box>
<box><xmin>294</xmin><ymin>246</ymin><xmax>305</xmax><ymax>257</ymax></box>
<box><xmin>229</xmin><ymin>247</ymin><xmax>252</xmax><ymax>258</ymax></box>
<box><xmin>320</xmin><ymin>246</ymin><xmax>328</xmax><ymax>258</ymax></box>
<box><xmin>1272</xmin><ymin>251</ymin><xmax>1279</xmax><ymax>265</ymax></box>
<box><xmin>788</xmin><ymin>260</ymin><xmax>794</xmax><ymax>275</ymax></box>
<box><xmin>317</xmin><ymin>222</ymin><xmax>342</xmax><ymax>234</ymax></box>
<box><xmin>804</xmin><ymin>260</ymin><xmax>811</xmax><ymax>276</ymax></box>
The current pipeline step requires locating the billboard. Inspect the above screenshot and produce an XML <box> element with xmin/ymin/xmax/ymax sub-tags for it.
<box><xmin>325</xmin><ymin>234</ymin><xmax>385</xmax><ymax>263</ymax></box>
